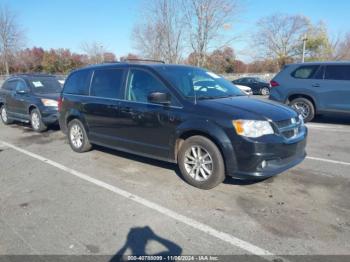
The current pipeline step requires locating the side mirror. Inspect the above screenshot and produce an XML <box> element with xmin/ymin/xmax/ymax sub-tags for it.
<box><xmin>148</xmin><ymin>92</ymin><xmax>171</xmax><ymax>105</ymax></box>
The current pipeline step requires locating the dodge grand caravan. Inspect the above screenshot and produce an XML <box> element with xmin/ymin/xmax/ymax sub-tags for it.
<box><xmin>269</xmin><ymin>62</ymin><xmax>350</xmax><ymax>122</ymax></box>
<box><xmin>59</xmin><ymin>62</ymin><xmax>307</xmax><ymax>189</ymax></box>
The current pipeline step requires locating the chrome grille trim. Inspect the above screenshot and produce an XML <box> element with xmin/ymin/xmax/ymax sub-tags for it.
<box><xmin>274</xmin><ymin>117</ymin><xmax>303</xmax><ymax>139</ymax></box>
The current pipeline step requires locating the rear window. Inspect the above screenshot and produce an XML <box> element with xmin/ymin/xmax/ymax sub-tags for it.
<box><xmin>325</xmin><ymin>65</ymin><xmax>350</xmax><ymax>80</ymax></box>
<box><xmin>90</xmin><ymin>68</ymin><xmax>124</xmax><ymax>99</ymax></box>
<box><xmin>29</xmin><ymin>77</ymin><xmax>62</xmax><ymax>94</ymax></box>
<box><xmin>292</xmin><ymin>65</ymin><xmax>319</xmax><ymax>79</ymax></box>
<box><xmin>64</xmin><ymin>70</ymin><xmax>91</xmax><ymax>95</ymax></box>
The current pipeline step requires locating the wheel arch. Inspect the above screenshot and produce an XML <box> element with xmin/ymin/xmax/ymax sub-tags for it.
<box><xmin>28</xmin><ymin>104</ymin><xmax>38</xmax><ymax>114</ymax></box>
<box><xmin>287</xmin><ymin>93</ymin><xmax>317</xmax><ymax>111</ymax></box>
<box><xmin>173</xmin><ymin>120</ymin><xmax>237</xmax><ymax>175</ymax></box>
<box><xmin>64</xmin><ymin>109</ymin><xmax>89</xmax><ymax>133</ymax></box>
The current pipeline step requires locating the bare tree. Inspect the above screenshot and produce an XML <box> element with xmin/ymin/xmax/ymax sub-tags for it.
<box><xmin>333</xmin><ymin>33</ymin><xmax>350</xmax><ymax>60</ymax></box>
<box><xmin>0</xmin><ymin>5</ymin><xmax>25</xmax><ymax>75</ymax></box>
<box><xmin>132</xmin><ymin>0</ymin><xmax>184</xmax><ymax>63</ymax></box>
<box><xmin>182</xmin><ymin>0</ymin><xmax>239</xmax><ymax>67</ymax></box>
<box><xmin>80</xmin><ymin>41</ymin><xmax>107</xmax><ymax>64</ymax></box>
<box><xmin>254</xmin><ymin>14</ymin><xmax>310</xmax><ymax>68</ymax></box>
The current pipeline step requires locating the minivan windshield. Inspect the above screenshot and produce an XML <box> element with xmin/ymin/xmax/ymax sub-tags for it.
<box><xmin>155</xmin><ymin>66</ymin><xmax>244</xmax><ymax>100</ymax></box>
<box><xmin>28</xmin><ymin>77</ymin><xmax>62</xmax><ymax>94</ymax></box>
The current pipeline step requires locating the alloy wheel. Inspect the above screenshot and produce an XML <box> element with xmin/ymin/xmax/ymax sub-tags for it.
<box><xmin>1</xmin><ymin>107</ymin><xmax>8</xmax><ymax>122</ymax></box>
<box><xmin>184</xmin><ymin>145</ymin><xmax>213</xmax><ymax>182</ymax></box>
<box><xmin>261</xmin><ymin>87</ymin><xmax>270</xmax><ymax>96</ymax></box>
<box><xmin>292</xmin><ymin>102</ymin><xmax>310</xmax><ymax>120</ymax></box>
<box><xmin>31</xmin><ymin>112</ymin><xmax>40</xmax><ymax>130</ymax></box>
<box><xmin>70</xmin><ymin>124</ymin><xmax>84</xmax><ymax>149</ymax></box>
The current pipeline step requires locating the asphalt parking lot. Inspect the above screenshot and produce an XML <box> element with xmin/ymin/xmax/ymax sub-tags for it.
<box><xmin>0</xmin><ymin>101</ymin><xmax>349</xmax><ymax>261</ymax></box>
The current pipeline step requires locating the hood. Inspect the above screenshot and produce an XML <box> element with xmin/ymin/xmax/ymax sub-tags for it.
<box><xmin>198</xmin><ymin>96</ymin><xmax>297</xmax><ymax>121</ymax></box>
<box><xmin>34</xmin><ymin>93</ymin><xmax>60</xmax><ymax>100</ymax></box>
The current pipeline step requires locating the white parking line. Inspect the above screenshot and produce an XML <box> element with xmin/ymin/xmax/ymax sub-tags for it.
<box><xmin>306</xmin><ymin>156</ymin><xmax>350</xmax><ymax>166</ymax></box>
<box><xmin>0</xmin><ymin>141</ymin><xmax>279</xmax><ymax>260</ymax></box>
<box><xmin>306</xmin><ymin>123</ymin><xmax>350</xmax><ymax>131</ymax></box>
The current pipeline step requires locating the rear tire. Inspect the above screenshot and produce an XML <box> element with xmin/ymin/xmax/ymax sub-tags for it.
<box><xmin>0</xmin><ymin>105</ymin><xmax>13</xmax><ymax>125</ymax></box>
<box><xmin>67</xmin><ymin>119</ymin><xmax>92</xmax><ymax>153</ymax></box>
<box><xmin>290</xmin><ymin>97</ymin><xmax>315</xmax><ymax>122</ymax></box>
<box><xmin>31</xmin><ymin>109</ymin><xmax>47</xmax><ymax>132</ymax></box>
<box><xmin>260</xmin><ymin>87</ymin><xmax>270</xmax><ymax>96</ymax></box>
<box><xmin>178</xmin><ymin>136</ymin><xmax>225</xmax><ymax>190</ymax></box>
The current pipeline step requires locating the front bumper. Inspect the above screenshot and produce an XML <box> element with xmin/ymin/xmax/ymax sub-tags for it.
<box><xmin>41</xmin><ymin>108</ymin><xmax>59</xmax><ymax>125</ymax></box>
<box><xmin>227</xmin><ymin>131</ymin><xmax>307</xmax><ymax>180</ymax></box>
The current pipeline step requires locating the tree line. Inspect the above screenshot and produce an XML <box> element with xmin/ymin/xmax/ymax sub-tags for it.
<box><xmin>1</xmin><ymin>2</ymin><xmax>350</xmax><ymax>75</ymax></box>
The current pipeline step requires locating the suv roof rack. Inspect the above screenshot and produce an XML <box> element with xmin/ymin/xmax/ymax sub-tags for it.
<box><xmin>121</xmin><ymin>58</ymin><xmax>165</xmax><ymax>64</ymax></box>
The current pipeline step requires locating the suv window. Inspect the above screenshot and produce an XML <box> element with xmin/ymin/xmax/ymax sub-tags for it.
<box><xmin>90</xmin><ymin>68</ymin><xmax>124</xmax><ymax>99</ymax></box>
<box><xmin>64</xmin><ymin>70</ymin><xmax>91</xmax><ymax>95</ymax></box>
<box><xmin>15</xmin><ymin>80</ymin><xmax>29</xmax><ymax>92</ymax></box>
<box><xmin>126</xmin><ymin>69</ymin><xmax>169</xmax><ymax>103</ymax></box>
<box><xmin>292</xmin><ymin>65</ymin><xmax>319</xmax><ymax>79</ymax></box>
<box><xmin>2</xmin><ymin>80</ymin><xmax>17</xmax><ymax>91</ymax></box>
<box><xmin>325</xmin><ymin>65</ymin><xmax>350</xmax><ymax>80</ymax></box>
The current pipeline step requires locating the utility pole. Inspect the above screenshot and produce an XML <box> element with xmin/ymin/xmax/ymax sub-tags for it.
<box><xmin>302</xmin><ymin>35</ymin><xmax>307</xmax><ymax>63</ymax></box>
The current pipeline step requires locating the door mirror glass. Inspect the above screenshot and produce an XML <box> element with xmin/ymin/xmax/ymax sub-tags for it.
<box><xmin>148</xmin><ymin>92</ymin><xmax>171</xmax><ymax>105</ymax></box>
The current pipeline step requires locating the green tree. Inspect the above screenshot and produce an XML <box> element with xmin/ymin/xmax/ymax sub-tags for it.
<box><xmin>302</xmin><ymin>22</ymin><xmax>333</xmax><ymax>61</ymax></box>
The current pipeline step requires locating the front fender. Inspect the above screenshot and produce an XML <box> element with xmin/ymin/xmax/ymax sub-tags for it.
<box><xmin>173</xmin><ymin>119</ymin><xmax>237</xmax><ymax>174</ymax></box>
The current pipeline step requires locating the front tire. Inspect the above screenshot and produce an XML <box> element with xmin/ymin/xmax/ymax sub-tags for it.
<box><xmin>0</xmin><ymin>105</ymin><xmax>13</xmax><ymax>125</ymax></box>
<box><xmin>178</xmin><ymin>136</ymin><xmax>225</xmax><ymax>190</ymax></box>
<box><xmin>290</xmin><ymin>97</ymin><xmax>315</xmax><ymax>122</ymax></box>
<box><xmin>31</xmin><ymin>109</ymin><xmax>47</xmax><ymax>132</ymax></box>
<box><xmin>67</xmin><ymin>119</ymin><xmax>92</xmax><ymax>153</ymax></box>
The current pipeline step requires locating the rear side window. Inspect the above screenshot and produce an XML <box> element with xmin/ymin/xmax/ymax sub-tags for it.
<box><xmin>2</xmin><ymin>80</ymin><xmax>17</xmax><ymax>91</ymax></box>
<box><xmin>292</xmin><ymin>65</ymin><xmax>319</xmax><ymax>79</ymax></box>
<box><xmin>90</xmin><ymin>68</ymin><xmax>124</xmax><ymax>99</ymax></box>
<box><xmin>325</xmin><ymin>65</ymin><xmax>350</xmax><ymax>80</ymax></box>
<box><xmin>64</xmin><ymin>70</ymin><xmax>91</xmax><ymax>95</ymax></box>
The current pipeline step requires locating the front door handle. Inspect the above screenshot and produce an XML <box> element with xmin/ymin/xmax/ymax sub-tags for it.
<box><xmin>312</xmin><ymin>83</ymin><xmax>320</xmax><ymax>87</ymax></box>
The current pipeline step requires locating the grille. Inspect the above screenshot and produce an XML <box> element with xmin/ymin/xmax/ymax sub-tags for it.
<box><xmin>274</xmin><ymin>117</ymin><xmax>302</xmax><ymax>139</ymax></box>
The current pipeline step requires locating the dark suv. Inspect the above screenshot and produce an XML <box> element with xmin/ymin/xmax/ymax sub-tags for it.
<box><xmin>269</xmin><ymin>62</ymin><xmax>350</xmax><ymax>122</ymax></box>
<box><xmin>59</xmin><ymin>62</ymin><xmax>307</xmax><ymax>189</ymax></box>
<box><xmin>0</xmin><ymin>74</ymin><xmax>61</xmax><ymax>132</ymax></box>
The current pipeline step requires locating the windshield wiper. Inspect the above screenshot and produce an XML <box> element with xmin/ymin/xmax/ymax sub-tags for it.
<box><xmin>197</xmin><ymin>95</ymin><xmax>236</xmax><ymax>100</ymax></box>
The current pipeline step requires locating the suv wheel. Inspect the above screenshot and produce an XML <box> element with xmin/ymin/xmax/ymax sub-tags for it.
<box><xmin>31</xmin><ymin>109</ymin><xmax>47</xmax><ymax>132</ymax></box>
<box><xmin>68</xmin><ymin>119</ymin><xmax>92</xmax><ymax>153</ymax></box>
<box><xmin>0</xmin><ymin>105</ymin><xmax>13</xmax><ymax>125</ymax></box>
<box><xmin>178</xmin><ymin>136</ymin><xmax>225</xmax><ymax>189</ymax></box>
<box><xmin>290</xmin><ymin>97</ymin><xmax>315</xmax><ymax>122</ymax></box>
<box><xmin>260</xmin><ymin>87</ymin><xmax>270</xmax><ymax>96</ymax></box>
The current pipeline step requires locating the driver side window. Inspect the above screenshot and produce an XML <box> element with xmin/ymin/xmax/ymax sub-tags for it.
<box><xmin>16</xmin><ymin>80</ymin><xmax>28</xmax><ymax>92</ymax></box>
<box><xmin>126</xmin><ymin>69</ymin><xmax>169</xmax><ymax>103</ymax></box>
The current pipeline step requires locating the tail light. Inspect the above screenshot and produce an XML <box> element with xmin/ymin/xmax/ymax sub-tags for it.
<box><xmin>58</xmin><ymin>97</ymin><xmax>63</xmax><ymax>112</ymax></box>
<box><xmin>270</xmin><ymin>80</ymin><xmax>279</xmax><ymax>87</ymax></box>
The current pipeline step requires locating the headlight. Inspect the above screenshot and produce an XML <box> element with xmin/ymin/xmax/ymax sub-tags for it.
<box><xmin>41</xmin><ymin>99</ymin><xmax>58</xmax><ymax>107</ymax></box>
<box><xmin>232</xmin><ymin>120</ymin><xmax>274</xmax><ymax>138</ymax></box>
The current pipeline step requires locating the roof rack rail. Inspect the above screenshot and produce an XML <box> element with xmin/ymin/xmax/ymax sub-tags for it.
<box><xmin>121</xmin><ymin>58</ymin><xmax>165</xmax><ymax>64</ymax></box>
